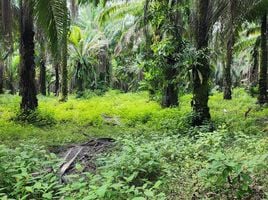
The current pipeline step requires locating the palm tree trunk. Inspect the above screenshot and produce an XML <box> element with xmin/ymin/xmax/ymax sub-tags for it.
<box><xmin>223</xmin><ymin>0</ymin><xmax>236</xmax><ymax>100</ymax></box>
<box><xmin>8</xmin><ymin>75</ymin><xmax>15</xmax><ymax>95</ymax></box>
<box><xmin>258</xmin><ymin>13</ymin><xmax>268</xmax><ymax>104</ymax></box>
<box><xmin>61</xmin><ymin>35</ymin><xmax>68</xmax><ymax>101</ymax></box>
<box><xmin>54</xmin><ymin>62</ymin><xmax>60</xmax><ymax>96</ymax></box>
<box><xmin>70</xmin><ymin>0</ymin><xmax>78</xmax><ymax>19</ymax></box>
<box><xmin>192</xmin><ymin>0</ymin><xmax>211</xmax><ymax>126</ymax></box>
<box><xmin>1</xmin><ymin>0</ymin><xmax>12</xmax><ymax>46</ymax></box>
<box><xmin>1</xmin><ymin>0</ymin><xmax>12</xmax><ymax>95</ymax></box>
<box><xmin>223</xmin><ymin>35</ymin><xmax>234</xmax><ymax>99</ymax></box>
<box><xmin>20</xmin><ymin>0</ymin><xmax>38</xmax><ymax>111</ymax></box>
<box><xmin>37</xmin><ymin>33</ymin><xmax>46</xmax><ymax>96</ymax></box>
<box><xmin>250</xmin><ymin>39</ymin><xmax>259</xmax><ymax>85</ymax></box>
<box><xmin>60</xmin><ymin>3</ymin><xmax>68</xmax><ymax>101</ymax></box>
<box><xmin>0</xmin><ymin>62</ymin><xmax>4</xmax><ymax>94</ymax></box>
<box><xmin>162</xmin><ymin>67</ymin><xmax>178</xmax><ymax>108</ymax></box>
<box><xmin>162</xmin><ymin>83</ymin><xmax>178</xmax><ymax>108</ymax></box>
<box><xmin>39</xmin><ymin>59</ymin><xmax>46</xmax><ymax>95</ymax></box>
<box><xmin>76</xmin><ymin>62</ymin><xmax>83</xmax><ymax>94</ymax></box>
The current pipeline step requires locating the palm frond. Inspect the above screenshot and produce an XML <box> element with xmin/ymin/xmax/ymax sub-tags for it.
<box><xmin>98</xmin><ymin>0</ymin><xmax>144</xmax><ymax>26</ymax></box>
<box><xmin>33</xmin><ymin>0</ymin><xmax>70</xmax><ymax>57</ymax></box>
<box><xmin>234</xmin><ymin>35</ymin><xmax>259</xmax><ymax>52</ymax></box>
<box><xmin>245</xmin><ymin>0</ymin><xmax>268</xmax><ymax>21</ymax></box>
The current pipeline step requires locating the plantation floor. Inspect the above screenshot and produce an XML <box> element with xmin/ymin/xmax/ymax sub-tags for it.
<box><xmin>1</xmin><ymin>89</ymin><xmax>267</xmax><ymax>146</ymax></box>
<box><xmin>0</xmin><ymin>89</ymin><xmax>268</xmax><ymax>199</ymax></box>
<box><xmin>0</xmin><ymin>90</ymin><xmax>164</xmax><ymax>146</ymax></box>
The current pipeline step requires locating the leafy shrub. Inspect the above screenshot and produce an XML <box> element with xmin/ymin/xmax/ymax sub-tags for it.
<box><xmin>60</xmin><ymin>136</ymin><xmax>174</xmax><ymax>199</ymax></box>
<box><xmin>0</xmin><ymin>142</ymin><xmax>60</xmax><ymax>199</ymax></box>
<box><xmin>0</xmin><ymin>137</ymin><xmax>172</xmax><ymax>199</ymax></box>
<box><xmin>198</xmin><ymin>151</ymin><xmax>268</xmax><ymax>199</ymax></box>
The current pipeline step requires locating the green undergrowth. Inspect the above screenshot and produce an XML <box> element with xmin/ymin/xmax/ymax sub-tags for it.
<box><xmin>0</xmin><ymin>89</ymin><xmax>268</xmax><ymax>199</ymax></box>
<box><xmin>1</xmin><ymin>89</ymin><xmax>267</xmax><ymax>146</ymax></box>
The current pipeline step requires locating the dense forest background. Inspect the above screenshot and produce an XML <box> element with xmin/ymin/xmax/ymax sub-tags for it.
<box><xmin>0</xmin><ymin>0</ymin><xmax>268</xmax><ymax>199</ymax></box>
<box><xmin>0</xmin><ymin>0</ymin><xmax>267</xmax><ymax>121</ymax></box>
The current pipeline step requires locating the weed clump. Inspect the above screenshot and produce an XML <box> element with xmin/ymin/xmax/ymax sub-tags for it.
<box><xmin>13</xmin><ymin>110</ymin><xmax>56</xmax><ymax>127</ymax></box>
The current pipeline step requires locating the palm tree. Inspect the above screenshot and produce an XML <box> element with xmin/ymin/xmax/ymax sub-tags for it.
<box><xmin>20</xmin><ymin>0</ymin><xmax>38</xmax><ymax>111</ymax></box>
<box><xmin>0</xmin><ymin>0</ymin><xmax>13</xmax><ymax>94</ymax></box>
<box><xmin>222</xmin><ymin>0</ymin><xmax>266</xmax><ymax>100</ymax></box>
<box><xmin>223</xmin><ymin>0</ymin><xmax>236</xmax><ymax>100</ymax></box>
<box><xmin>54</xmin><ymin>59</ymin><xmax>60</xmax><ymax>96</ymax></box>
<box><xmin>258</xmin><ymin>13</ymin><xmax>267</xmax><ymax>104</ymax></box>
<box><xmin>0</xmin><ymin>59</ymin><xmax>3</xmax><ymax>94</ymax></box>
<box><xmin>242</xmin><ymin>0</ymin><xmax>268</xmax><ymax>104</ymax></box>
<box><xmin>60</xmin><ymin>1</ymin><xmax>69</xmax><ymax>102</ymax></box>
<box><xmin>68</xmin><ymin>23</ymin><xmax>106</xmax><ymax>94</ymax></box>
<box><xmin>192</xmin><ymin>0</ymin><xmax>211</xmax><ymax>126</ymax></box>
<box><xmin>39</xmin><ymin>36</ymin><xmax>47</xmax><ymax>96</ymax></box>
<box><xmin>17</xmin><ymin>0</ymin><xmax>69</xmax><ymax>111</ymax></box>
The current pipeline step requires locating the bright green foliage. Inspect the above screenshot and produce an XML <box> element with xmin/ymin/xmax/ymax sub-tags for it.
<box><xmin>142</xmin><ymin>0</ymin><xmax>195</xmax><ymax>98</ymax></box>
<box><xmin>0</xmin><ymin>142</ymin><xmax>60</xmax><ymax>199</ymax></box>
<box><xmin>0</xmin><ymin>89</ymin><xmax>268</xmax><ymax>199</ymax></box>
<box><xmin>33</xmin><ymin>0</ymin><xmax>70</xmax><ymax>56</ymax></box>
<box><xmin>199</xmin><ymin>151</ymin><xmax>267</xmax><ymax>199</ymax></box>
<box><xmin>0</xmin><ymin>0</ymin><xmax>267</xmax><ymax>198</ymax></box>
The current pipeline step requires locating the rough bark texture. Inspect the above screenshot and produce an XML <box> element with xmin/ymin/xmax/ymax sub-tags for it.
<box><xmin>61</xmin><ymin>37</ymin><xmax>68</xmax><ymax>101</ymax></box>
<box><xmin>1</xmin><ymin>0</ymin><xmax>12</xmax><ymax>94</ymax></box>
<box><xmin>1</xmin><ymin>0</ymin><xmax>12</xmax><ymax>46</ymax></box>
<box><xmin>40</xmin><ymin>59</ymin><xmax>46</xmax><ymax>95</ymax></box>
<box><xmin>60</xmin><ymin>5</ymin><xmax>68</xmax><ymax>101</ymax></box>
<box><xmin>223</xmin><ymin>0</ymin><xmax>236</xmax><ymax>100</ymax></box>
<box><xmin>76</xmin><ymin>62</ymin><xmax>83</xmax><ymax>93</ymax></box>
<box><xmin>54</xmin><ymin>62</ymin><xmax>60</xmax><ymax>96</ymax></box>
<box><xmin>223</xmin><ymin>1</ymin><xmax>235</xmax><ymax>99</ymax></box>
<box><xmin>20</xmin><ymin>0</ymin><xmax>38</xmax><ymax>111</ymax></box>
<box><xmin>192</xmin><ymin>0</ymin><xmax>211</xmax><ymax>126</ymax></box>
<box><xmin>258</xmin><ymin>13</ymin><xmax>268</xmax><ymax>104</ymax></box>
<box><xmin>162</xmin><ymin>68</ymin><xmax>178</xmax><ymax>108</ymax></box>
<box><xmin>0</xmin><ymin>63</ymin><xmax>4</xmax><ymax>94</ymax></box>
<box><xmin>250</xmin><ymin>40</ymin><xmax>259</xmax><ymax>85</ymax></box>
<box><xmin>223</xmin><ymin>35</ymin><xmax>234</xmax><ymax>99</ymax></box>
<box><xmin>38</xmin><ymin>33</ymin><xmax>46</xmax><ymax>96</ymax></box>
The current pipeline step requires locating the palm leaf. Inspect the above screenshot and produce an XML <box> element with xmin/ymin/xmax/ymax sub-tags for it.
<box><xmin>98</xmin><ymin>0</ymin><xmax>144</xmax><ymax>26</ymax></box>
<box><xmin>33</xmin><ymin>0</ymin><xmax>69</xmax><ymax>57</ymax></box>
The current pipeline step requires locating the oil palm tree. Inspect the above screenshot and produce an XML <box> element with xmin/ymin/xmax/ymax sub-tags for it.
<box><xmin>36</xmin><ymin>30</ymin><xmax>47</xmax><ymax>96</ymax></box>
<box><xmin>242</xmin><ymin>0</ymin><xmax>268</xmax><ymax>104</ymax></box>
<box><xmin>191</xmin><ymin>0</ymin><xmax>230</xmax><ymax>125</ymax></box>
<box><xmin>191</xmin><ymin>0</ymin><xmax>212</xmax><ymax>125</ymax></box>
<box><xmin>0</xmin><ymin>0</ymin><xmax>13</xmax><ymax>94</ymax></box>
<box><xmin>223</xmin><ymin>0</ymin><xmax>236</xmax><ymax>99</ymax></box>
<box><xmin>60</xmin><ymin>0</ymin><xmax>69</xmax><ymax>102</ymax></box>
<box><xmin>258</xmin><ymin>13</ymin><xmax>267</xmax><ymax>104</ymax></box>
<box><xmin>18</xmin><ymin>0</ymin><xmax>69</xmax><ymax>111</ymax></box>
<box><xmin>19</xmin><ymin>0</ymin><xmax>38</xmax><ymax>111</ymax></box>
<box><xmin>221</xmin><ymin>0</ymin><xmax>266</xmax><ymax>100</ymax></box>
